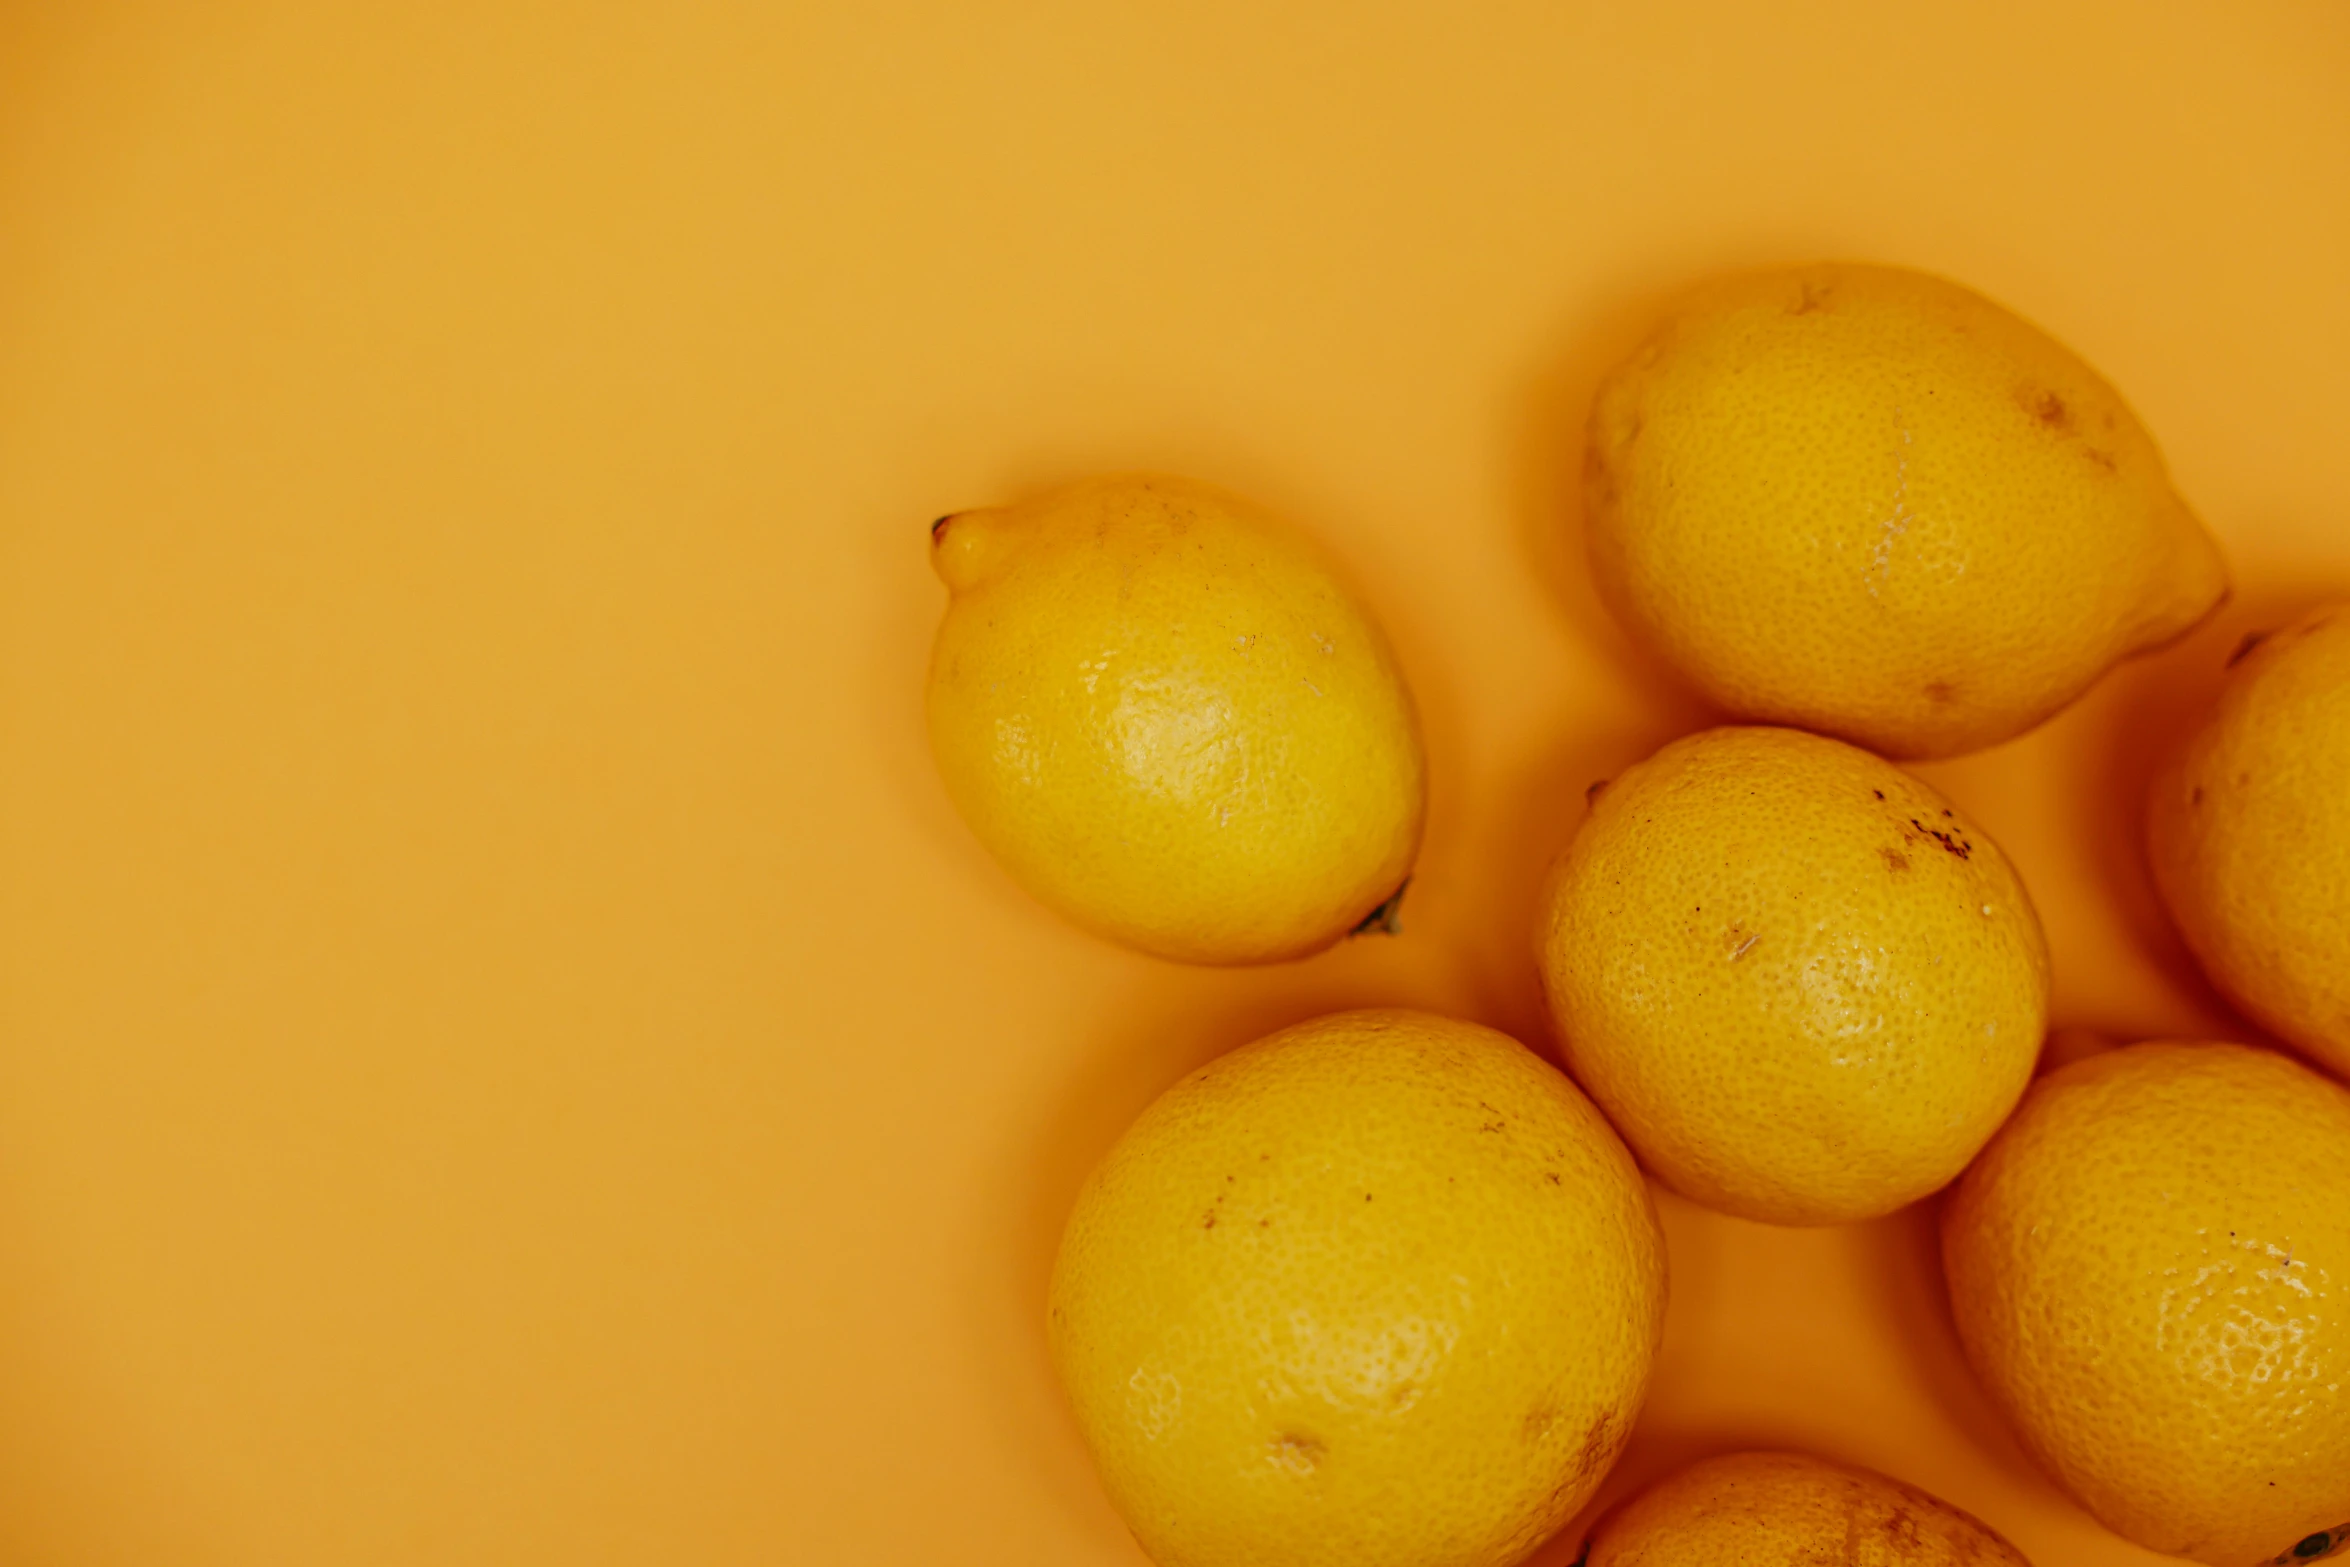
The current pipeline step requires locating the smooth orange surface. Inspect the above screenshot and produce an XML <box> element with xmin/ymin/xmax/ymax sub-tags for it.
<box><xmin>1</xmin><ymin>4</ymin><xmax>2346</xmax><ymax>1563</ymax></box>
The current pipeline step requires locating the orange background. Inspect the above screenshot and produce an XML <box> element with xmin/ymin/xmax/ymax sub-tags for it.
<box><xmin>3</xmin><ymin>3</ymin><xmax>2348</xmax><ymax>1563</ymax></box>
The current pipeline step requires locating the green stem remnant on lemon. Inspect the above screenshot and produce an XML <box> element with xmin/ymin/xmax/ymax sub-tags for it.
<box><xmin>926</xmin><ymin>475</ymin><xmax>1425</xmax><ymax>965</ymax></box>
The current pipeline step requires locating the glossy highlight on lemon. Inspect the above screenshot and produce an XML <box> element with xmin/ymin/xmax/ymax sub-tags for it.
<box><xmin>1942</xmin><ymin>1041</ymin><xmax>2350</xmax><ymax>1567</ymax></box>
<box><xmin>2149</xmin><ymin>603</ymin><xmax>2350</xmax><ymax>1083</ymax></box>
<box><xmin>1537</xmin><ymin>725</ymin><xmax>2048</xmax><ymax>1225</ymax></box>
<box><xmin>926</xmin><ymin>474</ymin><xmax>1424</xmax><ymax>964</ymax></box>
<box><xmin>1585</xmin><ymin>262</ymin><xmax>2227</xmax><ymax>759</ymax></box>
<box><xmin>1582</xmin><ymin>1450</ymin><xmax>2032</xmax><ymax>1566</ymax></box>
<box><xmin>1048</xmin><ymin>1010</ymin><xmax>1665</xmax><ymax>1567</ymax></box>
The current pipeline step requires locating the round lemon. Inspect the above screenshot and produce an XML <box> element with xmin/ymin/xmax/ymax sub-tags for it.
<box><xmin>1536</xmin><ymin>725</ymin><xmax>2048</xmax><ymax>1225</ymax></box>
<box><xmin>1942</xmin><ymin>1041</ymin><xmax>2350</xmax><ymax>1567</ymax></box>
<box><xmin>1584</xmin><ymin>262</ymin><xmax>2227</xmax><ymax>759</ymax></box>
<box><xmin>1582</xmin><ymin>1450</ymin><xmax>2031</xmax><ymax>1566</ymax></box>
<box><xmin>926</xmin><ymin>474</ymin><xmax>1424</xmax><ymax>965</ymax></box>
<box><xmin>2148</xmin><ymin>603</ymin><xmax>2350</xmax><ymax>1082</ymax></box>
<box><xmin>1048</xmin><ymin>1009</ymin><xmax>1665</xmax><ymax>1567</ymax></box>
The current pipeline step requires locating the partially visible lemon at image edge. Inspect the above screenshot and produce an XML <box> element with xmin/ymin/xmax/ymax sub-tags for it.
<box><xmin>1582</xmin><ymin>1449</ymin><xmax>2033</xmax><ymax>1565</ymax></box>
<box><xmin>2148</xmin><ymin>602</ymin><xmax>2350</xmax><ymax>1083</ymax></box>
<box><xmin>926</xmin><ymin>474</ymin><xmax>1425</xmax><ymax>965</ymax></box>
<box><xmin>1049</xmin><ymin>1010</ymin><xmax>1665</xmax><ymax>1567</ymax></box>
<box><xmin>1941</xmin><ymin>1041</ymin><xmax>2350</xmax><ymax>1567</ymax></box>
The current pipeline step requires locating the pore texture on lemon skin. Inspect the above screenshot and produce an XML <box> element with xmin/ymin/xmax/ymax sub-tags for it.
<box><xmin>926</xmin><ymin>473</ymin><xmax>1424</xmax><ymax>965</ymax></box>
<box><xmin>1049</xmin><ymin>1010</ymin><xmax>1665</xmax><ymax>1567</ymax></box>
<box><xmin>1537</xmin><ymin>724</ymin><xmax>2048</xmax><ymax>1226</ymax></box>
<box><xmin>1585</xmin><ymin>261</ymin><xmax>2227</xmax><ymax>760</ymax></box>
<box><xmin>1942</xmin><ymin>1041</ymin><xmax>2350</xmax><ymax>1567</ymax></box>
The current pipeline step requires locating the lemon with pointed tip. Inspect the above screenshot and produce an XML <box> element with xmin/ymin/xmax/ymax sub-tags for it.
<box><xmin>926</xmin><ymin>474</ymin><xmax>1424</xmax><ymax>964</ymax></box>
<box><xmin>1583</xmin><ymin>1450</ymin><xmax>2032</xmax><ymax>1566</ymax></box>
<box><xmin>1585</xmin><ymin>262</ymin><xmax>2228</xmax><ymax>759</ymax></box>
<box><xmin>1049</xmin><ymin>1009</ymin><xmax>1666</xmax><ymax>1567</ymax></box>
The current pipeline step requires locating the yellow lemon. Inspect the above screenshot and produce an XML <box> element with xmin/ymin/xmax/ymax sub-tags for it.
<box><xmin>1536</xmin><ymin>725</ymin><xmax>2048</xmax><ymax>1225</ymax></box>
<box><xmin>1942</xmin><ymin>1041</ymin><xmax>2350</xmax><ymax>1567</ymax></box>
<box><xmin>926</xmin><ymin>474</ymin><xmax>1424</xmax><ymax>964</ymax></box>
<box><xmin>1048</xmin><ymin>1009</ymin><xmax>1665</xmax><ymax>1567</ymax></box>
<box><xmin>2148</xmin><ymin>604</ymin><xmax>2350</xmax><ymax>1082</ymax></box>
<box><xmin>1582</xmin><ymin>1450</ymin><xmax>2032</xmax><ymax>1566</ymax></box>
<box><xmin>1585</xmin><ymin>262</ymin><xmax>2227</xmax><ymax>759</ymax></box>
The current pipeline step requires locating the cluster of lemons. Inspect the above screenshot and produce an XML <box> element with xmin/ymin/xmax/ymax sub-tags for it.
<box><xmin>923</xmin><ymin>264</ymin><xmax>2350</xmax><ymax>1567</ymax></box>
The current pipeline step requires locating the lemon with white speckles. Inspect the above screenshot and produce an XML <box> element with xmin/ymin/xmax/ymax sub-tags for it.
<box><xmin>1584</xmin><ymin>262</ymin><xmax>2227</xmax><ymax>759</ymax></box>
<box><xmin>926</xmin><ymin>474</ymin><xmax>1424</xmax><ymax>965</ymax></box>
<box><xmin>1536</xmin><ymin>725</ymin><xmax>2048</xmax><ymax>1226</ymax></box>
<box><xmin>1049</xmin><ymin>1010</ymin><xmax>1665</xmax><ymax>1567</ymax></box>
<box><xmin>1942</xmin><ymin>1041</ymin><xmax>2350</xmax><ymax>1567</ymax></box>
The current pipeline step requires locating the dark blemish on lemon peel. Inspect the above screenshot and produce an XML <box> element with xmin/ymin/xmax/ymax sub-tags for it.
<box><xmin>1572</xmin><ymin>1409</ymin><xmax>1617</xmax><ymax>1480</ymax></box>
<box><xmin>2290</xmin><ymin>1529</ymin><xmax>2340</xmax><ymax>1561</ymax></box>
<box><xmin>1926</xmin><ymin>680</ymin><xmax>1958</xmax><ymax>705</ymax></box>
<box><xmin>2085</xmin><ymin>447</ymin><xmax>2117</xmax><ymax>472</ymax></box>
<box><xmin>1881</xmin><ymin>848</ymin><xmax>1910</xmax><ymax>872</ymax></box>
<box><xmin>1587</xmin><ymin>778</ymin><xmax>1611</xmax><ymax>807</ymax></box>
<box><xmin>1352</xmin><ymin>881</ymin><xmax>1409</xmax><ymax>937</ymax></box>
<box><xmin>1905</xmin><ymin>816</ymin><xmax>1972</xmax><ymax>859</ymax></box>
<box><xmin>2231</xmin><ymin>629</ymin><xmax>2272</xmax><ymax>667</ymax></box>
<box><xmin>2025</xmin><ymin>388</ymin><xmax>2071</xmax><ymax>429</ymax></box>
<box><xmin>1545</xmin><ymin>1171</ymin><xmax>1562</xmax><ymax>1185</ymax></box>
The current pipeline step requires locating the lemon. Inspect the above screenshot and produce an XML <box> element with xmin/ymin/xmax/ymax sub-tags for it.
<box><xmin>926</xmin><ymin>474</ymin><xmax>1424</xmax><ymax>965</ymax></box>
<box><xmin>1582</xmin><ymin>1450</ymin><xmax>2032</xmax><ymax>1566</ymax></box>
<box><xmin>2148</xmin><ymin>604</ymin><xmax>2350</xmax><ymax>1082</ymax></box>
<box><xmin>1942</xmin><ymin>1041</ymin><xmax>2350</xmax><ymax>1567</ymax></box>
<box><xmin>1535</xmin><ymin>725</ymin><xmax>2048</xmax><ymax>1225</ymax></box>
<box><xmin>1048</xmin><ymin>1010</ymin><xmax>1665</xmax><ymax>1567</ymax></box>
<box><xmin>1584</xmin><ymin>262</ymin><xmax>2227</xmax><ymax>759</ymax></box>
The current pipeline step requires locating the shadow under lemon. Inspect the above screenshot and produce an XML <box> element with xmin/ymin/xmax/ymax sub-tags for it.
<box><xmin>1506</xmin><ymin>264</ymin><xmax>1725</xmax><ymax>723</ymax></box>
<box><xmin>971</xmin><ymin>934</ymin><xmax>1472</xmax><ymax>1549</ymax></box>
